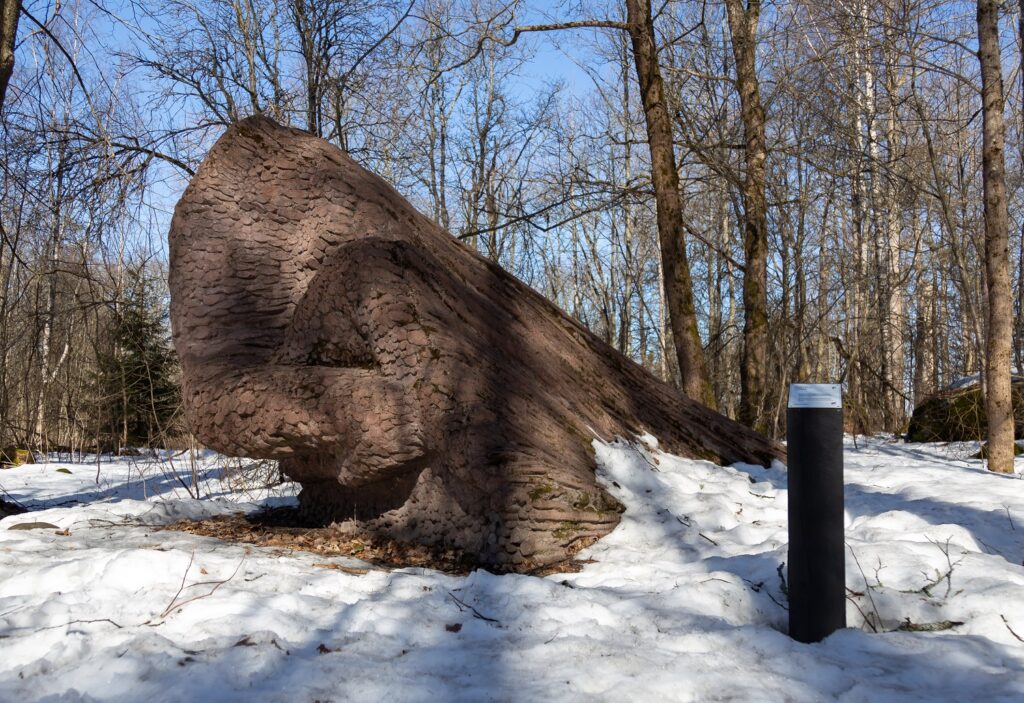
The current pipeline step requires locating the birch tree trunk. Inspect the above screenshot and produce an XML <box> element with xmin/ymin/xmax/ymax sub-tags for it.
<box><xmin>913</xmin><ymin>267</ymin><xmax>936</xmax><ymax>406</ymax></box>
<box><xmin>882</xmin><ymin>28</ymin><xmax>905</xmax><ymax>429</ymax></box>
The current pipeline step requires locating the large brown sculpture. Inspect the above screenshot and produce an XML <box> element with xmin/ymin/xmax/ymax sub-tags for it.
<box><xmin>169</xmin><ymin>116</ymin><xmax>782</xmax><ymax>571</ymax></box>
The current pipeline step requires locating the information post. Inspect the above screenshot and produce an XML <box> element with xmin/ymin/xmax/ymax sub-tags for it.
<box><xmin>787</xmin><ymin>383</ymin><xmax>846</xmax><ymax>643</ymax></box>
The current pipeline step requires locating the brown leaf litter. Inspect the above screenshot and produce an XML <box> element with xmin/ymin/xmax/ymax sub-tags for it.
<box><xmin>161</xmin><ymin>507</ymin><xmax>589</xmax><ymax>576</ymax></box>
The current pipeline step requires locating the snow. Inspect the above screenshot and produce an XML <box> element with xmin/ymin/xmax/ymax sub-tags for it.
<box><xmin>1</xmin><ymin>438</ymin><xmax>1022</xmax><ymax>702</ymax></box>
<box><xmin>945</xmin><ymin>373</ymin><xmax>1024</xmax><ymax>390</ymax></box>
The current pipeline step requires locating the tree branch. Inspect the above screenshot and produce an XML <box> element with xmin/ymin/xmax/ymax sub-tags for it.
<box><xmin>500</xmin><ymin>20</ymin><xmax>631</xmax><ymax>47</ymax></box>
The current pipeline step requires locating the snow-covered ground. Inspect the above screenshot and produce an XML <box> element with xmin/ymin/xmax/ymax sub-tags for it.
<box><xmin>1</xmin><ymin>438</ymin><xmax>1022</xmax><ymax>702</ymax></box>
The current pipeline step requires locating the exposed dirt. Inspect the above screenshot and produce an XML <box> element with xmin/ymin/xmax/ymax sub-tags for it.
<box><xmin>163</xmin><ymin>508</ymin><xmax>592</xmax><ymax>577</ymax></box>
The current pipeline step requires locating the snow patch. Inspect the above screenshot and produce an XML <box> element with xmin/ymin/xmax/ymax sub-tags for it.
<box><xmin>0</xmin><ymin>439</ymin><xmax>1022</xmax><ymax>701</ymax></box>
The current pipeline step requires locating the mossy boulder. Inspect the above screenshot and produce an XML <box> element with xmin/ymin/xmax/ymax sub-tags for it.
<box><xmin>972</xmin><ymin>441</ymin><xmax>1024</xmax><ymax>459</ymax></box>
<box><xmin>907</xmin><ymin>379</ymin><xmax>1024</xmax><ymax>442</ymax></box>
<box><xmin>0</xmin><ymin>448</ymin><xmax>33</xmax><ymax>468</ymax></box>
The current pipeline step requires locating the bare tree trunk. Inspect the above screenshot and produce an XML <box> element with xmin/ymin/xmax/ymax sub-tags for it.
<box><xmin>656</xmin><ymin>247</ymin><xmax>670</xmax><ymax>382</ymax></box>
<box><xmin>290</xmin><ymin>0</ymin><xmax>324</xmax><ymax>137</ymax></box>
<box><xmin>848</xmin><ymin>131</ymin><xmax>867</xmax><ymax>432</ymax></box>
<box><xmin>882</xmin><ymin>29</ymin><xmax>905</xmax><ymax>429</ymax></box>
<box><xmin>0</xmin><ymin>0</ymin><xmax>17</xmax><ymax>443</ymax></box>
<box><xmin>625</xmin><ymin>0</ymin><xmax>713</xmax><ymax>406</ymax></box>
<box><xmin>1018</xmin><ymin>221</ymin><xmax>1024</xmax><ymax>374</ymax></box>
<box><xmin>724</xmin><ymin>0</ymin><xmax>768</xmax><ymax>432</ymax></box>
<box><xmin>913</xmin><ymin>270</ymin><xmax>935</xmax><ymax>406</ymax></box>
<box><xmin>1017</xmin><ymin>0</ymin><xmax>1024</xmax><ymax>374</ymax></box>
<box><xmin>977</xmin><ymin>0</ymin><xmax>1015</xmax><ymax>473</ymax></box>
<box><xmin>0</xmin><ymin>0</ymin><xmax>19</xmax><ymax>113</ymax></box>
<box><xmin>618</xmin><ymin>39</ymin><xmax>635</xmax><ymax>357</ymax></box>
<box><xmin>708</xmin><ymin>189</ymin><xmax>727</xmax><ymax>401</ymax></box>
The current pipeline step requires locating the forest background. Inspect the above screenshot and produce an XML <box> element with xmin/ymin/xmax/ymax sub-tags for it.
<box><xmin>0</xmin><ymin>0</ymin><xmax>1019</xmax><ymax>461</ymax></box>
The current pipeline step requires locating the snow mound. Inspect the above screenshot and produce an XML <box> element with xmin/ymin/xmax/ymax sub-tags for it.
<box><xmin>0</xmin><ymin>439</ymin><xmax>1022</xmax><ymax>701</ymax></box>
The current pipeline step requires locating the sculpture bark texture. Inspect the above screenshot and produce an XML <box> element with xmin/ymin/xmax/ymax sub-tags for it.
<box><xmin>169</xmin><ymin>116</ymin><xmax>782</xmax><ymax>571</ymax></box>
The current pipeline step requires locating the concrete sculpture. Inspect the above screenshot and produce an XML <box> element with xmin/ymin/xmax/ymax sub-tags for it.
<box><xmin>169</xmin><ymin>116</ymin><xmax>782</xmax><ymax>570</ymax></box>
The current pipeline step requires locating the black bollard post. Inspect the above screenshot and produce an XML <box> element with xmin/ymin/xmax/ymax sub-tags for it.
<box><xmin>787</xmin><ymin>383</ymin><xmax>846</xmax><ymax>643</ymax></box>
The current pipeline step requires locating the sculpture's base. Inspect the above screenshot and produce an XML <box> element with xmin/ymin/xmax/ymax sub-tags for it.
<box><xmin>288</xmin><ymin>460</ymin><xmax>427</xmax><ymax>522</ymax></box>
<box><xmin>166</xmin><ymin>507</ymin><xmax>610</xmax><ymax>576</ymax></box>
<box><xmin>292</xmin><ymin>465</ymin><xmax>624</xmax><ymax>571</ymax></box>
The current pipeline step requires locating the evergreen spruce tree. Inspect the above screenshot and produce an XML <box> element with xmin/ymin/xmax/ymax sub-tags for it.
<box><xmin>92</xmin><ymin>270</ymin><xmax>181</xmax><ymax>451</ymax></box>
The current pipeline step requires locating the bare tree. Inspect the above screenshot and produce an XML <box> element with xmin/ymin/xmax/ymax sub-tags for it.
<box><xmin>623</xmin><ymin>0</ymin><xmax>712</xmax><ymax>405</ymax></box>
<box><xmin>1</xmin><ymin>0</ymin><xmax>1023</xmax><ymax>451</ymax></box>
<box><xmin>723</xmin><ymin>0</ymin><xmax>768</xmax><ymax>431</ymax></box>
<box><xmin>498</xmin><ymin>1</ymin><xmax>714</xmax><ymax>404</ymax></box>
<box><xmin>977</xmin><ymin>0</ymin><xmax>1014</xmax><ymax>472</ymax></box>
<box><xmin>0</xmin><ymin>0</ymin><xmax>18</xmax><ymax>113</ymax></box>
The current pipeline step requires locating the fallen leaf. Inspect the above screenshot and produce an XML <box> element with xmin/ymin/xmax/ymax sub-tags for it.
<box><xmin>7</xmin><ymin>522</ymin><xmax>59</xmax><ymax>531</ymax></box>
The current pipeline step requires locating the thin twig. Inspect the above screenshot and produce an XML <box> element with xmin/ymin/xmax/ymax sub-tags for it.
<box><xmin>160</xmin><ymin>550</ymin><xmax>196</xmax><ymax>618</ymax></box>
<box><xmin>847</xmin><ymin>543</ymin><xmax>883</xmax><ymax>631</ymax></box>
<box><xmin>1001</xmin><ymin>614</ymin><xmax>1024</xmax><ymax>643</ymax></box>
<box><xmin>38</xmin><ymin>618</ymin><xmax>123</xmax><ymax>631</ymax></box>
<box><xmin>636</xmin><ymin>448</ymin><xmax>661</xmax><ymax>472</ymax></box>
<box><xmin>154</xmin><ymin>559</ymin><xmax>242</xmax><ymax>621</ymax></box>
<box><xmin>446</xmin><ymin>591</ymin><xmax>499</xmax><ymax>624</ymax></box>
<box><xmin>923</xmin><ymin>537</ymin><xmax>963</xmax><ymax>599</ymax></box>
<box><xmin>744</xmin><ymin>577</ymin><xmax>788</xmax><ymax>611</ymax></box>
<box><xmin>846</xmin><ymin>594</ymin><xmax>878</xmax><ymax>633</ymax></box>
<box><xmin>2</xmin><ymin>617</ymin><xmax>124</xmax><ymax>634</ymax></box>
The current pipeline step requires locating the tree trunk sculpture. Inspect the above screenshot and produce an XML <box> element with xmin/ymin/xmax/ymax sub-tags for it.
<box><xmin>169</xmin><ymin>116</ymin><xmax>783</xmax><ymax>571</ymax></box>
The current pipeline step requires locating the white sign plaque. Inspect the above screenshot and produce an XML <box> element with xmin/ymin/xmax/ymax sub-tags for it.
<box><xmin>788</xmin><ymin>384</ymin><xmax>842</xmax><ymax>409</ymax></box>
